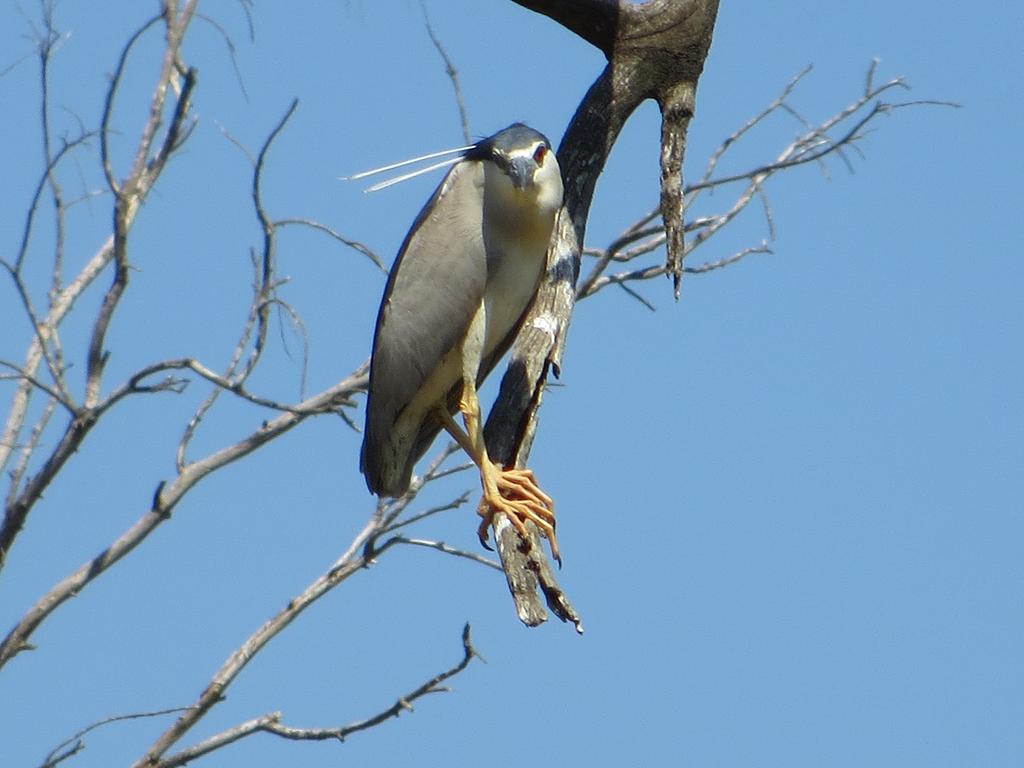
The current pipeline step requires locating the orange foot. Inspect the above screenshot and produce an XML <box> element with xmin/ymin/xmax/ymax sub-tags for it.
<box><xmin>477</xmin><ymin>465</ymin><xmax>560</xmax><ymax>565</ymax></box>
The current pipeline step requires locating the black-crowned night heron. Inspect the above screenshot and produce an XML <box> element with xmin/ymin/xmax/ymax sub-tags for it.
<box><xmin>361</xmin><ymin>123</ymin><xmax>563</xmax><ymax>560</ymax></box>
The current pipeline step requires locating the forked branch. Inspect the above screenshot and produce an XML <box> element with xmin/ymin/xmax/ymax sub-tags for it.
<box><xmin>133</xmin><ymin>449</ymin><xmax>481</xmax><ymax>766</ymax></box>
<box><xmin>577</xmin><ymin>61</ymin><xmax>959</xmax><ymax>302</ymax></box>
<box><xmin>154</xmin><ymin>625</ymin><xmax>478</xmax><ymax>767</ymax></box>
<box><xmin>1</xmin><ymin>3</ymin><xmax>200</xmax><ymax>573</ymax></box>
<box><xmin>485</xmin><ymin>0</ymin><xmax>721</xmax><ymax>629</ymax></box>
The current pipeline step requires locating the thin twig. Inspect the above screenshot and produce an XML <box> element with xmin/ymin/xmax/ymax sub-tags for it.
<box><xmin>243</xmin><ymin>99</ymin><xmax>299</xmax><ymax>379</ymax></box>
<box><xmin>577</xmin><ymin>63</ymin><xmax>958</xmax><ymax>300</ymax></box>
<box><xmin>5</xmin><ymin>397</ymin><xmax>57</xmax><ymax>512</ymax></box>
<box><xmin>196</xmin><ymin>12</ymin><xmax>249</xmax><ymax>100</ymax></box>
<box><xmin>157</xmin><ymin>625</ymin><xmax>479</xmax><ymax>767</ymax></box>
<box><xmin>133</xmin><ymin>458</ymin><xmax>481</xmax><ymax>768</ymax></box>
<box><xmin>0</xmin><ymin>262</ymin><xmax>70</xmax><ymax>403</ymax></box>
<box><xmin>40</xmin><ymin>707</ymin><xmax>189</xmax><ymax>768</ymax></box>
<box><xmin>394</xmin><ymin>537</ymin><xmax>502</xmax><ymax>570</ymax></box>
<box><xmin>685</xmin><ymin>242</ymin><xmax>772</xmax><ymax>274</ymax></box>
<box><xmin>0</xmin><ymin>366</ymin><xmax>368</xmax><ymax>670</ymax></box>
<box><xmin>178</xmin><ymin>100</ymin><xmax>301</xmax><ymax>468</ymax></box>
<box><xmin>0</xmin><ymin>359</ymin><xmax>76</xmax><ymax>413</ymax></box>
<box><xmin>0</xmin><ymin>236</ymin><xmax>112</xmax><ymax>486</ymax></box>
<box><xmin>99</xmin><ymin>14</ymin><xmax>163</xmax><ymax>194</ymax></box>
<box><xmin>275</xmin><ymin>217</ymin><xmax>387</xmax><ymax>272</ymax></box>
<box><xmin>422</xmin><ymin>4</ymin><xmax>471</xmax><ymax>144</ymax></box>
<box><xmin>382</xmin><ymin>490</ymin><xmax>473</xmax><ymax>533</ymax></box>
<box><xmin>85</xmin><ymin>10</ymin><xmax>199</xmax><ymax>409</ymax></box>
<box><xmin>270</xmin><ymin>296</ymin><xmax>312</xmax><ymax>398</ymax></box>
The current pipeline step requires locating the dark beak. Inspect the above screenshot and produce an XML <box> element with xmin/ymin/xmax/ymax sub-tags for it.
<box><xmin>508</xmin><ymin>156</ymin><xmax>536</xmax><ymax>190</ymax></box>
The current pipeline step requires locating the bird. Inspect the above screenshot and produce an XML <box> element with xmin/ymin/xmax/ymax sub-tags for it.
<box><xmin>360</xmin><ymin>123</ymin><xmax>564</xmax><ymax>561</ymax></box>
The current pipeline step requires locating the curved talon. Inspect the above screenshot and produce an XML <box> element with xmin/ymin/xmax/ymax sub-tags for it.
<box><xmin>477</xmin><ymin>464</ymin><xmax>561</xmax><ymax>564</ymax></box>
<box><xmin>476</xmin><ymin>518</ymin><xmax>495</xmax><ymax>551</ymax></box>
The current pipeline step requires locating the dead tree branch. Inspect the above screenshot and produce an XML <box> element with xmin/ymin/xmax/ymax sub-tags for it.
<box><xmin>133</xmin><ymin>450</ymin><xmax>481</xmax><ymax>766</ymax></box>
<box><xmin>40</xmin><ymin>708</ymin><xmax>189</xmax><ymax>768</ymax></box>
<box><xmin>422</xmin><ymin>5</ymin><xmax>472</xmax><ymax>145</ymax></box>
<box><xmin>175</xmin><ymin>100</ymin><xmax>298</xmax><ymax>468</ymax></box>
<box><xmin>1</xmin><ymin>3</ymin><xmax>957</xmax><ymax>765</ymax></box>
<box><xmin>153</xmin><ymin>625</ymin><xmax>479</xmax><ymax>768</ymax></box>
<box><xmin>485</xmin><ymin>0</ymin><xmax>720</xmax><ymax>629</ymax></box>
<box><xmin>1</xmin><ymin>4</ymin><xmax>199</xmax><ymax>573</ymax></box>
<box><xmin>577</xmin><ymin>62</ymin><xmax>959</xmax><ymax>301</ymax></box>
<box><xmin>0</xmin><ymin>366</ymin><xmax>368</xmax><ymax>670</ymax></box>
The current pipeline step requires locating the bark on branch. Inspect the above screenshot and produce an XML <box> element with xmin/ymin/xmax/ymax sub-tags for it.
<box><xmin>486</xmin><ymin>0</ymin><xmax>720</xmax><ymax>627</ymax></box>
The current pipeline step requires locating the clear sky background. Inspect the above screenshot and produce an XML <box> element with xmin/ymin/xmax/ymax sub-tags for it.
<box><xmin>2</xmin><ymin>1</ymin><xmax>1021</xmax><ymax>766</ymax></box>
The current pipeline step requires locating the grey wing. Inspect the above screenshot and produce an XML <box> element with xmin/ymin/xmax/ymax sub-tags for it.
<box><xmin>361</xmin><ymin>160</ymin><xmax>486</xmax><ymax>495</ymax></box>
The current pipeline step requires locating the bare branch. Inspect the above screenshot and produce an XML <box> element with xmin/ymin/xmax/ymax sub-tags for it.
<box><xmin>1</xmin><ymin>6</ymin><xmax>201</xmax><ymax>574</ymax></box>
<box><xmin>1</xmin><ymin>6</ymin><xmax>961</xmax><ymax>766</ymax></box>
<box><xmin>134</xmin><ymin>450</ymin><xmax>481</xmax><ymax>767</ymax></box>
<box><xmin>422</xmin><ymin>4</ymin><xmax>471</xmax><ymax>144</ymax></box>
<box><xmin>0</xmin><ymin>359</ymin><xmax>76</xmax><ymax>413</ymax></box>
<box><xmin>585</xmin><ymin>242</ymin><xmax>774</xmax><ymax>298</ymax></box>
<box><xmin>577</xmin><ymin>62</ymin><xmax>958</xmax><ymax>302</ymax></box>
<box><xmin>178</xmin><ymin>101</ymin><xmax>301</xmax><ymax>469</ymax></box>
<box><xmin>0</xmin><ymin>366</ymin><xmax>368</xmax><ymax>670</ymax></box>
<box><xmin>394</xmin><ymin>536</ymin><xmax>502</xmax><ymax>570</ymax></box>
<box><xmin>275</xmin><ymin>217</ymin><xmax>387</xmax><ymax>272</ymax></box>
<box><xmin>270</xmin><ymin>296</ymin><xmax>312</xmax><ymax>397</ymax></box>
<box><xmin>356</xmin><ymin>444</ymin><xmax>469</xmax><ymax>565</ymax></box>
<box><xmin>0</xmin><ymin>405</ymin><xmax>99</xmax><ymax>577</ymax></box>
<box><xmin>693</xmin><ymin>64</ymin><xmax>813</xmax><ymax>195</ymax></box>
<box><xmin>99</xmin><ymin>14</ymin><xmax>163</xmax><ymax>194</ymax></box>
<box><xmin>0</xmin><ymin>237</ymin><xmax>112</xmax><ymax>486</ymax></box>
<box><xmin>195</xmin><ymin>12</ymin><xmax>249</xmax><ymax>101</ymax></box>
<box><xmin>382</xmin><ymin>487</ymin><xmax>473</xmax><ymax>533</ymax></box>
<box><xmin>686</xmin><ymin>242</ymin><xmax>773</xmax><ymax>274</ymax></box>
<box><xmin>40</xmin><ymin>707</ymin><xmax>189</xmax><ymax>768</ymax></box>
<box><xmin>156</xmin><ymin>625</ymin><xmax>479</xmax><ymax>767</ymax></box>
<box><xmin>35</xmin><ymin>4</ymin><xmax>71</xmax><ymax>308</ymax></box>
<box><xmin>103</xmin><ymin>356</ymin><xmax>351</xmax><ymax>417</ymax></box>
<box><xmin>576</xmin><ymin>220</ymin><xmax>661</xmax><ymax>297</ymax></box>
<box><xmin>617</xmin><ymin>280</ymin><xmax>657</xmax><ymax>311</ymax></box>
<box><xmin>0</xmin><ymin>262</ymin><xmax>71</xmax><ymax>404</ymax></box>
<box><xmin>0</xmin><ymin>47</ymin><xmax>33</xmax><ymax>80</ymax></box>
<box><xmin>133</xmin><ymin>512</ymin><xmax>381</xmax><ymax>766</ymax></box>
<box><xmin>4</xmin><ymin>123</ymin><xmax>93</xmax><ymax>413</ymax></box>
<box><xmin>4</xmin><ymin>397</ymin><xmax>57</xmax><ymax>513</ymax></box>
<box><xmin>246</xmin><ymin>99</ymin><xmax>299</xmax><ymax>378</ymax></box>
<box><xmin>86</xmin><ymin>46</ymin><xmax>199</xmax><ymax>407</ymax></box>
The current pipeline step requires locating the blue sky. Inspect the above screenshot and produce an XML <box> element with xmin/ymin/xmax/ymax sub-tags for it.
<box><xmin>1</xmin><ymin>1</ymin><xmax>1021</xmax><ymax>766</ymax></box>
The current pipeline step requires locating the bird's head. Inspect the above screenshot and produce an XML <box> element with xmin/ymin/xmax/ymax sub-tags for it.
<box><xmin>470</xmin><ymin>123</ymin><xmax>563</xmax><ymax>219</ymax></box>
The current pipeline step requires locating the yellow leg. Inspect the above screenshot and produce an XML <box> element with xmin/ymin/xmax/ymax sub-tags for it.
<box><xmin>435</xmin><ymin>382</ymin><xmax>560</xmax><ymax>563</ymax></box>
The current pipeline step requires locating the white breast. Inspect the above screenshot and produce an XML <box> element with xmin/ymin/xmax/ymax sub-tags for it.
<box><xmin>482</xmin><ymin>241</ymin><xmax>547</xmax><ymax>361</ymax></box>
<box><xmin>477</xmin><ymin>158</ymin><xmax>561</xmax><ymax>365</ymax></box>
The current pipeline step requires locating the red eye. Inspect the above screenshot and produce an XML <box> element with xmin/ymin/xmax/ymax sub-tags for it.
<box><xmin>533</xmin><ymin>144</ymin><xmax>548</xmax><ymax>164</ymax></box>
